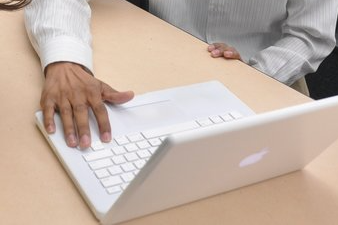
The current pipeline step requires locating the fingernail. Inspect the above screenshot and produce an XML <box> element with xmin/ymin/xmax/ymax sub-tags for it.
<box><xmin>80</xmin><ymin>134</ymin><xmax>91</xmax><ymax>148</ymax></box>
<box><xmin>213</xmin><ymin>49</ymin><xmax>220</xmax><ymax>55</ymax></box>
<box><xmin>67</xmin><ymin>134</ymin><xmax>77</xmax><ymax>147</ymax></box>
<box><xmin>208</xmin><ymin>45</ymin><xmax>215</xmax><ymax>51</ymax></box>
<box><xmin>224</xmin><ymin>51</ymin><xmax>233</xmax><ymax>57</ymax></box>
<box><xmin>47</xmin><ymin>124</ymin><xmax>55</xmax><ymax>133</ymax></box>
<box><xmin>123</xmin><ymin>91</ymin><xmax>134</xmax><ymax>98</ymax></box>
<box><xmin>101</xmin><ymin>132</ymin><xmax>111</xmax><ymax>143</ymax></box>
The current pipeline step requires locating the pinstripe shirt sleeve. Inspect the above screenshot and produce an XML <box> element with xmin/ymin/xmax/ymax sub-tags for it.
<box><xmin>24</xmin><ymin>0</ymin><xmax>93</xmax><ymax>72</ymax></box>
<box><xmin>248</xmin><ymin>0</ymin><xmax>337</xmax><ymax>85</ymax></box>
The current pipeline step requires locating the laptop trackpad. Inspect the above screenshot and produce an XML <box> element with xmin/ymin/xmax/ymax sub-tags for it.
<box><xmin>107</xmin><ymin>100</ymin><xmax>188</xmax><ymax>135</ymax></box>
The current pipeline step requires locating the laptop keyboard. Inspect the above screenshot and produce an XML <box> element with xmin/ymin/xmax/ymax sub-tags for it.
<box><xmin>83</xmin><ymin>111</ymin><xmax>244</xmax><ymax>195</ymax></box>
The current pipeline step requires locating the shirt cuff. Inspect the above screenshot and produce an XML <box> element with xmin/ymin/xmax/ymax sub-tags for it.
<box><xmin>38</xmin><ymin>36</ymin><xmax>93</xmax><ymax>73</ymax></box>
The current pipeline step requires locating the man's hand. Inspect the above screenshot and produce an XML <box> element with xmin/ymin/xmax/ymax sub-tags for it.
<box><xmin>41</xmin><ymin>62</ymin><xmax>134</xmax><ymax>149</ymax></box>
<box><xmin>208</xmin><ymin>43</ymin><xmax>242</xmax><ymax>60</ymax></box>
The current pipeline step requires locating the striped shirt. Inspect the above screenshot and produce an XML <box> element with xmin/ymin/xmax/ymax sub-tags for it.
<box><xmin>25</xmin><ymin>0</ymin><xmax>338</xmax><ymax>85</ymax></box>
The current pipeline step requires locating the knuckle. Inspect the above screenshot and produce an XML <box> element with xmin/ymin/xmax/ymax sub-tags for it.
<box><xmin>73</xmin><ymin>104</ymin><xmax>88</xmax><ymax>113</ymax></box>
<box><xmin>62</xmin><ymin>120</ymin><xmax>75</xmax><ymax>132</ymax></box>
<box><xmin>60</xmin><ymin>88</ymin><xmax>71</xmax><ymax>99</ymax></box>
<box><xmin>100</xmin><ymin>125</ymin><xmax>111</xmax><ymax>134</ymax></box>
<box><xmin>64</xmin><ymin>127</ymin><xmax>75</xmax><ymax>135</ymax></box>
<box><xmin>40</xmin><ymin>100</ymin><xmax>45</xmax><ymax>108</ymax></box>
<box><xmin>44</xmin><ymin>119</ymin><xmax>54</xmax><ymax>128</ymax></box>
<box><xmin>43</xmin><ymin>105</ymin><xmax>54</xmax><ymax>113</ymax></box>
<box><xmin>40</xmin><ymin>92</ymin><xmax>54</xmax><ymax>107</ymax></box>
<box><xmin>86</xmin><ymin>83</ymin><xmax>101</xmax><ymax>96</ymax></box>
<box><xmin>93</xmin><ymin>103</ymin><xmax>106</xmax><ymax>114</ymax></box>
<box><xmin>77</xmin><ymin>125</ymin><xmax>90</xmax><ymax>135</ymax></box>
<box><xmin>41</xmin><ymin>100</ymin><xmax>54</xmax><ymax>111</ymax></box>
<box><xmin>60</xmin><ymin>106</ymin><xmax>72</xmax><ymax>116</ymax></box>
<box><xmin>40</xmin><ymin>98</ymin><xmax>47</xmax><ymax>108</ymax></box>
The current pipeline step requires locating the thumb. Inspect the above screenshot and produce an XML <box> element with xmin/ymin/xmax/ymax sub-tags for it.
<box><xmin>101</xmin><ymin>83</ymin><xmax>134</xmax><ymax>104</ymax></box>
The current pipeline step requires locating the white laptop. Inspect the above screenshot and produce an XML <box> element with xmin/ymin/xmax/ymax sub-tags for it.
<box><xmin>35</xmin><ymin>80</ymin><xmax>338</xmax><ymax>225</ymax></box>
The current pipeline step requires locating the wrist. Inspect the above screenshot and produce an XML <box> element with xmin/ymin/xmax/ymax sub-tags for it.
<box><xmin>45</xmin><ymin>61</ymin><xmax>92</xmax><ymax>78</ymax></box>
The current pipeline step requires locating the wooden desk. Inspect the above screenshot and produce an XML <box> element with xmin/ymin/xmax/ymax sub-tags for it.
<box><xmin>1</xmin><ymin>0</ymin><xmax>337</xmax><ymax>224</ymax></box>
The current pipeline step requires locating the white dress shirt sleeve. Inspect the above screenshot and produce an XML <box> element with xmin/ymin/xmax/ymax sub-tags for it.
<box><xmin>248</xmin><ymin>0</ymin><xmax>338</xmax><ymax>85</ymax></box>
<box><xmin>24</xmin><ymin>0</ymin><xmax>93</xmax><ymax>72</ymax></box>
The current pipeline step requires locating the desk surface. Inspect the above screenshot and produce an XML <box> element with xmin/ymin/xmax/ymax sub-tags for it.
<box><xmin>1</xmin><ymin>0</ymin><xmax>338</xmax><ymax>224</ymax></box>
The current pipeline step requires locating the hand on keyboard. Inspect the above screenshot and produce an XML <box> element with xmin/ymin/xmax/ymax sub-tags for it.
<box><xmin>41</xmin><ymin>62</ymin><xmax>134</xmax><ymax>149</ymax></box>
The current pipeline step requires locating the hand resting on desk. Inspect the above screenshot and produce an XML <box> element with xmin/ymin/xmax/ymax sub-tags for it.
<box><xmin>208</xmin><ymin>43</ymin><xmax>242</xmax><ymax>61</ymax></box>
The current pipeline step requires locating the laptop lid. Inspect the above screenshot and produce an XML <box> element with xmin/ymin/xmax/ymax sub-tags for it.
<box><xmin>102</xmin><ymin>96</ymin><xmax>338</xmax><ymax>225</ymax></box>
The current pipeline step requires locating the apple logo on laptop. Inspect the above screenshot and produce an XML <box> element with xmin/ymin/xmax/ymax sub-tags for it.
<box><xmin>239</xmin><ymin>147</ymin><xmax>269</xmax><ymax>168</ymax></box>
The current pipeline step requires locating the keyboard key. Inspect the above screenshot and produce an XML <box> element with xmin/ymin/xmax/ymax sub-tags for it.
<box><xmin>136</xmin><ymin>140</ymin><xmax>151</xmax><ymax>149</ymax></box>
<box><xmin>137</xmin><ymin>150</ymin><xmax>151</xmax><ymax>159</ymax></box>
<box><xmin>210</xmin><ymin>115</ymin><xmax>224</xmax><ymax>124</ymax></box>
<box><xmin>121</xmin><ymin>172</ymin><xmax>135</xmax><ymax>183</ymax></box>
<box><xmin>148</xmin><ymin>138</ymin><xmax>162</xmax><ymax>146</ymax></box>
<box><xmin>112</xmin><ymin>146</ymin><xmax>126</xmax><ymax>155</ymax></box>
<box><xmin>124</xmin><ymin>152</ymin><xmax>139</xmax><ymax>162</ymax></box>
<box><xmin>220</xmin><ymin>113</ymin><xmax>234</xmax><ymax>122</ymax></box>
<box><xmin>106</xmin><ymin>186</ymin><xmax>122</xmax><ymax>194</ymax></box>
<box><xmin>121</xmin><ymin>163</ymin><xmax>136</xmax><ymax>172</ymax></box>
<box><xmin>142</xmin><ymin>121</ymin><xmax>200</xmax><ymax>139</ymax></box>
<box><xmin>114</xmin><ymin>136</ymin><xmax>129</xmax><ymax>145</ymax></box>
<box><xmin>127</xmin><ymin>133</ymin><xmax>144</xmax><ymax>142</ymax></box>
<box><xmin>196</xmin><ymin>118</ymin><xmax>213</xmax><ymax>127</ymax></box>
<box><xmin>230</xmin><ymin>111</ymin><xmax>244</xmax><ymax>119</ymax></box>
<box><xmin>83</xmin><ymin>149</ymin><xmax>114</xmax><ymax>162</ymax></box>
<box><xmin>108</xmin><ymin>166</ymin><xmax>123</xmax><ymax>175</ymax></box>
<box><xmin>134</xmin><ymin>159</ymin><xmax>146</xmax><ymax>169</ymax></box>
<box><xmin>120</xmin><ymin>183</ymin><xmax>129</xmax><ymax>190</ymax></box>
<box><xmin>101</xmin><ymin>176</ymin><xmax>123</xmax><ymax>188</ymax></box>
<box><xmin>89</xmin><ymin>158</ymin><xmax>113</xmax><ymax>170</ymax></box>
<box><xmin>91</xmin><ymin>141</ymin><xmax>105</xmax><ymax>151</ymax></box>
<box><xmin>94</xmin><ymin>169</ymin><xmax>110</xmax><ymax>179</ymax></box>
<box><xmin>125</xmin><ymin>143</ymin><xmax>139</xmax><ymax>152</ymax></box>
<box><xmin>112</xmin><ymin>155</ymin><xmax>126</xmax><ymax>165</ymax></box>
